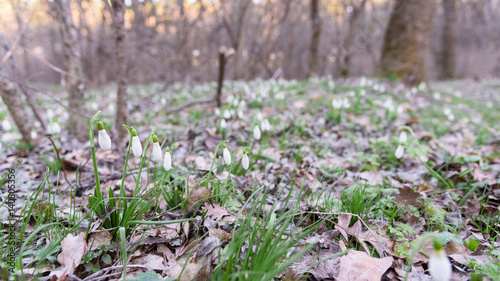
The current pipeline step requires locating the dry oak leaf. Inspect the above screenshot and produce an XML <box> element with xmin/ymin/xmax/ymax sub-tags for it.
<box><xmin>335</xmin><ymin>214</ymin><xmax>394</xmax><ymax>257</ymax></box>
<box><xmin>56</xmin><ymin>232</ymin><xmax>87</xmax><ymax>276</ymax></box>
<box><xmin>393</xmin><ymin>185</ymin><xmax>422</xmax><ymax>207</ymax></box>
<box><xmin>337</xmin><ymin>250</ymin><xmax>393</xmax><ymax>281</ymax></box>
<box><xmin>87</xmin><ymin>231</ymin><xmax>113</xmax><ymax>251</ymax></box>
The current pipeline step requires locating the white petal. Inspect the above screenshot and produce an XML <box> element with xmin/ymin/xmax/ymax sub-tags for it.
<box><xmin>163</xmin><ymin>151</ymin><xmax>172</xmax><ymax>171</ymax></box>
<box><xmin>399</xmin><ymin>131</ymin><xmax>407</xmax><ymax>143</ymax></box>
<box><xmin>395</xmin><ymin>145</ymin><xmax>404</xmax><ymax>159</ymax></box>
<box><xmin>98</xmin><ymin>129</ymin><xmax>112</xmax><ymax>150</ymax></box>
<box><xmin>223</xmin><ymin>109</ymin><xmax>231</xmax><ymax>119</ymax></box>
<box><xmin>429</xmin><ymin>251</ymin><xmax>452</xmax><ymax>281</ymax></box>
<box><xmin>220</xmin><ymin>119</ymin><xmax>227</xmax><ymax>129</ymax></box>
<box><xmin>242</xmin><ymin>154</ymin><xmax>249</xmax><ymax>170</ymax></box>
<box><xmin>253</xmin><ymin>125</ymin><xmax>261</xmax><ymax>140</ymax></box>
<box><xmin>2</xmin><ymin>120</ymin><xmax>11</xmax><ymax>131</ymax></box>
<box><xmin>152</xmin><ymin>142</ymin><xmax>162</xmax><ymax>162</ymax></box>
<box><xmin>223</xmin><ymin>148</ymin><xmax>231</xmax><ymax>165</ymax></box>
<box><xmin>132</xmin><ymin>136</ymin><xmax>142</xmax><ymax>157</ymax></box>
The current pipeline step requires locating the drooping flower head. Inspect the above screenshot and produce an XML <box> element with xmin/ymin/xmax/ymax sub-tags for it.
<box><xmin>131</xmin><ymin>129</ymin><xmax>142</xmax><ymax>157</ymax></box>
<box><xmin>428</xmin><ymin>240</ymin><xmax>452</xmax><ymax>281</ymax></box>
<box><xmin>242</xmin><ymin>150</ymin><xmax>249</xmax><ymax>170</ymax></box>
<box><xmin>163</xmin><ymin>147</ymin><xmax>172</xmax><ymax>171</ymax></box>
<box><xmin>97</xmin><ymin>120</ymin><xmax>112</xmax><ymax>151</ymax></box>
<box><xmin>253</xmin><ymin>124</ymin><xmax>261</xmax><ymax>140</ymax></box>
<box><xmin>222</xmin><ymin>144</ymin><xmax>231</xmax><ymax>165</ymax></box>
<box><xmin>152</xmin><ymin>135</ymin><xmax>162</xmax><ymax>162</ymax></box>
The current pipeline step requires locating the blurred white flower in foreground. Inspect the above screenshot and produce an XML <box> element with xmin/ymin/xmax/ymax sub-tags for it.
<box><xmin>253</xmin><ymin>125</ymin><xmax>261</xmax><ymax>140</ymax></box>
<box><xmin>428</xmin><ymin>240</ymin><xmax>452</xmax><ymax>281</ymax></box>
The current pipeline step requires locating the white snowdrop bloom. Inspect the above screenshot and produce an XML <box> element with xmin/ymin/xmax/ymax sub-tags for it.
<box><xmin>373</xmin><ymin>84</ymin><xmax>380</xmax><ymax>91</ymax></box>
<box><xmin>220</xmin><ymin>119</ymin><xmax>227</xmax><ymax>129</ymax></box>
<box><xmin>238</xmin><ymin>110</ymin><xmax>245</xmax><ymax>119</ymax></box>
<box><xmin>239</xmin><ymin>100</ymin><xmax>247</xmax><ymax>108</ymax></box>
<box><xmin>348</xmin><ymin>91</ymin><xmax>355</xmax><ymax>97</ymax></box>
<box><xmin>242</xmin><ymin>152</ymin><xmax>249</xmax><ymax>170</ymax></box>
<box><xmin>395</xmin><ymin>145</ymin><xmax>404</xmax><ymax>159</ymax></box>
<box><xmin>487</xmin><ymin>102</ymin><xmax>493</xmax><ymax>108</ymax></box>
<box><xmin>447</xmin><ymin>113</ymin><xmax>455</xmax><ymax>121</ymax></box>
<box><xmin>434</xmin><ymin>92</ymin><xmax>441</xmax><ymax>100</ymax></box>
<box><xmin>429</xmin><ymin>241</ymin><xmax>452</xmax><ymax>281</ymax></box>
<box><xmin>275</xmin><ymin>92</ymin><xmax>285</xmax><ymax>100</ymax></box>
<box><xmin>367</xmin><ymin>79</ymin><xmax>373</xmax><ymax>86</ymax></box>
<box><xmin>253</xmin><ymin>125</ymin><xmax>261</xmax><ymax>140</ymax></box>
<box><xmin>261</xmin><ymin>119</ymin><xmax>272</xmax><ymax>131</ymax></box>
<box><xmin>399</xmin><ymin>131</ymin><xmax>407</xmax><ymax>143</ymax></box>
<box><xmin>226</xmin><ymin>95</ymin><xmax>234</xmax><ymax>103</ymax></box>
<box><xmin>233</xmin><ymin>99</ymin><xmax>239</xmax><ymax>107</ymax></box>
<box><xmin>256</xmin><ymin>112</ymin><xmax>264</xmax><ymax>121</ymax></box>
<box><xmin>418</xmin><ymin>82</ymin><xmax>427</xmax><ymax>91</ymax></box>
<box><xmin>31</xmin><ymin>131</ymin><xmax>37</xmax><ymax>139</ymax></box>
<box><xmin>152</xmin><ymin>135</ymin><xmax>162</xmax><ymax>162</ymax></box>
<box><xmin>2</xmin><ymin>120</ymin><xmax>12</xmax><ymax>131</ymax></box>
<box><xmin>454</xmin><ymin>91</ymin><xmax>462</xmax><ymax>98</ymax></box>
<box><xmin>257</xmin><ymin>96</ymin><xmax>263</xmax><ymax>102</ymax></box>
<box><xmin>163</xmin><ymin>148</ymin><xmax>172</xmax><ymax>171</ymax></box>
<box><xmin>215</xmin><ymin>108</ymin><xmax>221</xmax><ymax>116</ymax></box>
<box><xmin>91</xmin><ymin>102</ymin><xmax>98</xmax><ymax>110</ymax></box>
<box><xmin>0</xmin><ymin>142</ymin><xmax>2</xmax><ymax>151</ymax></box>
<box><xmin>411</xmin><ymin>87</ymin><xmax>418</xmax><ymax>94</ymax></box>
<box><xmin>397</xmin><ymin>105</ymin><xmax>404</xmax><ymax>114</ymax></box>
<box><xmin>222</xmin><ymin>145</ymin><xmax>231</xmax><ymax>165</ymax></box>
<box><xmin>47</xmin><ymin>109</ymin><xmax>55</xmax><ymax>120</ymax></box>
<box><xmin>48</xmin><ymin>122</ymin><xmax>61</xmax><ymax>134</ymax></box>
<box><xmin>443</xmin><ymin>108</ymin><xmax>451</xmax><ymax>116</ymax></box>
<box><xmin>329</xmin><ymin>81</ymin><xmax>335</xmax><ymax>88</ymax></box>
<box><xmin>379</xmin><ymin>86</ymin><xmax>386</xmax><ymax>92</ymax></box>
<box><xmin>230</xmin><ymin>109</ymin><xmax>235</xmax><ymax>117</ymax></box>
<box><xmin>360</xmin><ymin>89</ymin><xmax>366</xmax><ymax>96</ymax></box>
<box><xmin>97</xmin><ymin>121</ymin><xmax>112</xmax><ymax>151</ymax></box>
<box><xmin>223</xmin><ymin>109</ymin><xmax>231</xmax><ymax>119</ymax></box>
<box><xmin>342</xmin><ymin>98</ymin><xmax>351</xmax><ymax>109</ymax></box>
<box><xmin>405</xmin><ymin>91</ymin><xmax>411</xmax><ymax>99</ymax></box>
<box><xmin>131</xmin><ymin>130</ymin><xmax>142</xmax><ymax>157</ymax></box>
<box><xmin>360</xmin><ymin>77</ymin><xmax>366</xmax><ymax>87</ymax></box>
<box><xmin>161</xmin><ymin>98</ymin><xmax>167</xmax><ymax>105</ymax></box>
<box><xmin>332</xmin><ymin>99</ymin><xmax>342</xmax><ymax>109</ymax></box>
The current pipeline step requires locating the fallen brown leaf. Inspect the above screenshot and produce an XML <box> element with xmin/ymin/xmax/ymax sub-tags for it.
<box><xmin>337</xmin><ymin>250</ymin><xmax>393</xmax><ymax>281</ymax></box>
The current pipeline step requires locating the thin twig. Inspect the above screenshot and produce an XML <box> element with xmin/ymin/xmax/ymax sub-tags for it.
<box><xmin>166</xmin><ymin>97</ymin><xmax>215</xmax><ymax>112</ymax></box>
<box><xmin>81</xmin><ymin>265</ymin><xmax>149</xmax><ymax>281</ymax></box>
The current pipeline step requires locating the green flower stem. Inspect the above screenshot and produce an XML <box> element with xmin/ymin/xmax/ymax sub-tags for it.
<box><xmin>208</xmin><ymin>140</ymin><xmax>229</xmax><ymax>175</ymax></box>
<box><xmin>89</xmin><ymin>112</ymin><xmax>105</xmax><ymax>214</ymax></box>
<box><xmin>221</xmin><ymin>146</ymin><xmax>249</xmax><ymax>204</ymax></box>
<box><xmin>134</xmin><ymin>129</ymin><xmax>155</xmax><ymax>197</ymax></box>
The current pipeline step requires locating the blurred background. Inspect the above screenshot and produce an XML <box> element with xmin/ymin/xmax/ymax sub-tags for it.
<box><xmin>1</xmin><ymin>0</ymin><xmax>499</xmax><ymax>86</ymax></box>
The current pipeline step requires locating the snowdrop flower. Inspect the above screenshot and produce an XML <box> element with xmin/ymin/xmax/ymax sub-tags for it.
<box><xmin>359</xmin><ymin>77</ymin><xmax>366</xmax><ymax>87</ymax></box>
<box><xmin>48</xmin><ymin>122</ymin><xmax>61</xmax><ymax>134</ymax></box>
<box><xmin>233</xmin><ymin>99</ymin><xmax>239</xmax><ymax>107</ymax></box>
<box><xmin>220</xmin><ymin>119</ymin><xmax>227</xmax><ymax>129</ymax></box>
<box><xmin>418</xmin><ymin>82</ymin><xmax>427</xmax><ymax>91</ymax></box>
<box><xmin>395</xmin><ymin>145</ymin><xmax>405</xmax><ymax>159</ymax></box>
<box><xmin>47</xmin><ymin>109</ymin><xmax>55</xmax><ymax>120</ymax></box>
<box><xmin>397</xmin><ymin>105</ymin><xmax>404</xmax><ymax>114</ymax></box>
<box><xmin>332</xmin><ymin>99</ymin><xmax>343</xmax><ymax>109</ymax></box>
<box><xmin>131</xmin><ymin>129</ymin><xmax>142</xmax><ymax>157</ymax></box>
<box><xmin>399</xmin><ymin>131</ymin><xmax>407</xmax><ymax>143</ymax></box>
<box><xmin>487</xmin><ymin>102</ymin><xmax>493</xmax><ymax>108</ymax></box>
<box><xmin>97</xmin><ymin>121</ymin><xmax>112</xmax><ymax>151</ymax></box>
<box><xmin>443</xmin><ymin>108</ymin><xmax>451</xmax><ymax>116</ymax></box>
<box><xmin>379</xmin><ymin>86</ymin><xmax>386</xmax><ymax>93</ymax></box>
<box><xmin>223</xmin><ymin>109</ymin><xmax>231</xmax><ymax>119</ymax></box>
<box><xmin>238</xmin><ymin>110</ymin><xmax>245</xmax><ymax>119</ymax></box>
<box><xmin>239</xmin><ymin>100</ymin><xmax>247</xmax><ymax>108</ymax></box>
<box><xmin>0</xmin><ymin>142</ymin><xmax>2</xmax><ymax>151</ymax></box>
<box><xmin>163</xmin><ymin>147</ymin><xmax>172</xmax><ymax>171</ymax></box>
<box><xmin>253</xmin><ymin>125</ymin><xmax>261</xmax><ymax>140</ymax></box>
<box><xmin>434</xmin><ymin>92</ymin><xmax>441</xmax><ymax>100</ymax></box>
<box><xmin>428</xmin><ymin>240</ymin><xmax>452</xmax><ymax>281</ymax></box>
<box><xmin>215</xmin><ymin>108</ymin><xmax>221</xmax><ymax>116</ymax></box>
<box><xmin>152</xmin><ymin>135</ymin><xmax>162</xmax><ymax>162</ymax></box>
<box><xmin>348</xmin><ymin>91</ymin><xmax>355</xmax><ymax>97</ymax></box>
<box><xmin>256</xmin><ymin>112</ymin><xmax>263</xmax><ymax>121</ymax></box>
<box><xmin>447</xmin><ymin>113</ymin><xmax>455</xmax><ymax>121</ymax></box>
<box><xmin>31</xmin><ymin>131</ymin><xmax>37</xmax><ymax>139</ymax></box>
<box><xmin>242</xmin><ymin>151</ymin><xmax>249</xmax><ymax>170</ymax></box>
<box><xmin>360</xmin><ymin>89</ymin><xmax>366</xmax><ymax>96</ymax></box>
<box><xmin>2</xmin><ymin>120</ymin><xmax>12</xmax><ymax>131</ymax></box>
<box><xmin>261</xmin><ymin>119</ymin><xmax>272</xmax><ymax>131</ymax></box>
<box><xmin>373</xmin><ymin>84</ymin><xmax>380</xmax><ymax>91</ymax></box>
<box><xmin>411</xmin><ymin>87</ymin><xmax>418</xmax><ymax>94</ymax></box>
<box><xmin>342</xmin><ymin>98</ymin><xmax>351</xmax><ymax>109</ymax></box>
<box><xmin>222</xmin><ymin>144</ymin><xmax>231</xmax><ymax>165</ymax></box>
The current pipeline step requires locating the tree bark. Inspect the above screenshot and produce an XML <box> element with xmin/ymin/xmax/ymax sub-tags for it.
<box><xmin>439</xmin><ymin>0</ymin><xmax>457</xmax><ymax>79</ymax></box>
<box><xmin>307</xmin><ymin>0</ymin><xmax>321</xmax><ymax>78</ymax></box>
<box><xmin>54</xmin><ymin>0</ymin><xmax>87</xmax><ymax>141</ymax></box>
<box><xmin>0</xmin><ymin>76</ymin><xmax>32</xmax><ymax>146</ymax></box>
<box><xmin>111</xmin><ymin>0</ymin><xmax>128</xmax><ymax>144</ymax></box>
<box><xmin>379</xmin><ymin>0</ymin><xmax>436</xmax><ymax>85</ymax></box>
<box><xmin>340</xmin><ymin>0</ymin><xmax>367</xmax><ymax>77</ymax></box>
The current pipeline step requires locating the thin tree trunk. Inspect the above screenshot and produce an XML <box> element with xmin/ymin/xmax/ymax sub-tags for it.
<box><xmin>0</xmin><ymin>76</ymin><xmax>32</xmax><ymax>145</ymax></box>
<box><xmin>439</xmin><ymin>0</ymin><xmax>457</xmax><ymax>79</ymax></box>
<box><xmin>307</xmin><ymin>0</ymin><xmax>321</xmax><ymax>78</ymax></box>
<box><xmin>111</xmin><ymin>0</ymin><xmax>128</xmax><ymax>143</ymax></box>
<box><xmin>216</xmin><ymin>47</ymin><xmax>227</xmax><ymax>108</ymax></box>
<box><xmin>54</xmin><ymin>0</ymin><xmax>87</xmax><ymax>141</ymax></box>
<box><xmin>379</xmin><ymin>0</ymin><xmax>436</xmax><ymax>85</ymax></box>
<box><xmin>340</xmin><ymin>0</ymin><xmax>367</xmax><ymax>77</ymax></box>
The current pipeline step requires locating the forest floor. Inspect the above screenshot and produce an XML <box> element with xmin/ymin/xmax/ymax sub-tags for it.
<box><xmin>0</xmin><ymin>77</ymin><xmax>499</xmax><ymax>281</ymax></box>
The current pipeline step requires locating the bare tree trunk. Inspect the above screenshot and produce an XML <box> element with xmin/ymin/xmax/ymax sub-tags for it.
<box><xmin>0</xmin><ymin>76</ymin><xmax>32</xmax><ymax>146</ymax></box>
<box><xmin>439</xmin><ymin>0</ymin><xmax>457</xmax><ymax>79</ymax></box>
<box><xmin>379</xmin><ymin>0</ymin><xmax>436</xmax><ymax>85</ymax></box>
<box><xmin>54</xmin><ymin>0</ymin><xmax>87</xmax><ymax>141</ymax></box>
<box><xmin>340</xmin><ymin>0</ymin><xmax>367</xmax><ymax>77</ymax></box>
<box><xmin>307</xmin><ymin>0</ymin><xmax>321</xmax><ymax>78</ymax></box>
<box><xmin>216</xmin><ymin>47</ymin><xmax>227</xmax><ymax>108</ymax></box>
<box><xmin>111</xmin><ymin>0</ymin><xmax>128</xmax><ymax>143</ymax></box>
